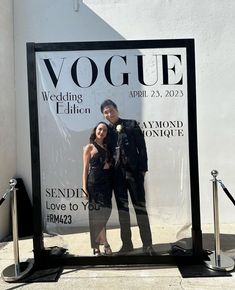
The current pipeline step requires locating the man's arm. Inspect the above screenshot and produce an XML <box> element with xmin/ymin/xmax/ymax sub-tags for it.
<box><xmin>132</xmin><ymin>120</ymin><xmax>148</xmax><ymax>172</ymax></box>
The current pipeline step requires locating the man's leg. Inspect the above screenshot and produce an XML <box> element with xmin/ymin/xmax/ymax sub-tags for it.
<box><xmin>127</xmin><ymin>172</ymin><xmax>152</xmax><ymax>248</ymax></box>
<box><xmin>113</xmin><ymin>169</ymin><xmax>133</xmax><ymax>251</ymax></box>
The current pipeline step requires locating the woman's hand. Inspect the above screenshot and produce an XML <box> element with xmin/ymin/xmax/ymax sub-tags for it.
<box><xmin>82</xmin><ymin>188</ymin><xmax>89</xmax><ymax>200</ymax></box>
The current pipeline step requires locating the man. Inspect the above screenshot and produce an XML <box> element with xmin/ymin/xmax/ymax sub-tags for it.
<box><xmin>100</xmin><ymin>99</ymin><xmax>154</xmax><ymax>255</ymax></box>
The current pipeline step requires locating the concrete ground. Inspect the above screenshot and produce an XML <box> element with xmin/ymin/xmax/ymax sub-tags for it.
<box><xmin>0</xmin><ymin>224</ymin><xmax>234</xmax><ymax>289</ymax></box>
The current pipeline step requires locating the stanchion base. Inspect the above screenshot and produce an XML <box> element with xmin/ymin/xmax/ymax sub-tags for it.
<box><xmin>1</xmin><ymin>259</ymin><xmax>34</xmax><ymax>282</ymax></box>
<box><xmin>204</xmin><ymin>252</ymin><xmax>235</xmax><ymax>272</ymax></box>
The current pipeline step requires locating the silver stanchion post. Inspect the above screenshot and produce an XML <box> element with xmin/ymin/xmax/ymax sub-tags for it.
<box><xmin>1</xmin><ymin>179</ymin><xmax>34</xmax><ymax>282</ymax></box>
<box><xmin>204</xmin><ymin>170</ymin><xmax>235</xmax><ymax>271</ymax></box>
<box><xmin>10</xmin><ymin>179</ymin><xmax>20</xmax><ymax>277</ymax></box>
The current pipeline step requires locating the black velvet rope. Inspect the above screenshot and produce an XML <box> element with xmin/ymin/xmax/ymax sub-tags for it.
<box><xmin>218</xmin><ymin>180</ymin><xmax>235</xmax><ymax>206</ymax></box>
<box><xmin>0</xmin><ymin>189</ymin><xmax>11</xmax><ymax>206</ymax></box>
<box><xmin>0</xmin><ymin>197</ymin><xmax>5</xmax><ymax>206</ymax></box>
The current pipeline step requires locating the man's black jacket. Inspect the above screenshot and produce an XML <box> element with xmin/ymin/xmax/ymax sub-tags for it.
<box><xmin>109</xmin><ymin>118</ymin><xmax>148</xmax><ymax>173</ymax></box>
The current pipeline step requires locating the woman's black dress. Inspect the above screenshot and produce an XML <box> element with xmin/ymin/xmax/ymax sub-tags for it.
<box><xmin>87</xmin><ymin>142</ymin><xmax>112</xmax><ymax>248</ymax></box>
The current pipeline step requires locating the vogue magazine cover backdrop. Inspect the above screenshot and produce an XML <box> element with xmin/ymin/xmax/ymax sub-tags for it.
<box><xmin>35</xmin><ymin>46</ymin><xmax>191</xmax><ymax>254</ymax></box>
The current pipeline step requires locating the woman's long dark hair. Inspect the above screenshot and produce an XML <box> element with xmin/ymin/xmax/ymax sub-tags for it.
<box><xmin>89</xmin><ymin>122</ymin><xmax>110</xmax><ymax>145</ymax></box>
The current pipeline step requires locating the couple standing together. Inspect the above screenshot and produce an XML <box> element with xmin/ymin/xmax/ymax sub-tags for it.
<box><xmin>83</xmin><ymin>99</ymin><xmax>154</xmax><ymax>256</ymax></box>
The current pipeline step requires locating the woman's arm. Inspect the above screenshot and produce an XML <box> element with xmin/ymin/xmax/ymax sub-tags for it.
<box><xmin>82</xmin><ymin>144</ymin><xmax>92</xmax><ymax>198</ymax></box>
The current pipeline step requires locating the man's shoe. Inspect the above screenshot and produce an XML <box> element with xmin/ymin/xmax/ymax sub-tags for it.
<box><xmin>142</xmin><ymin>245</ymin><xmax>155</xmax><ymax>256</ymax></box>
<box><xmin>118</xmin><ymin>244</ymin><xmax>134</xmax><ymax>254</ymax></box>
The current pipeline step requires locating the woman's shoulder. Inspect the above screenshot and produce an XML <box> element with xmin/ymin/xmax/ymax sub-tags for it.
<box><xmin>83</xmin><ymin>143</ymin><xmax>94</xmax><ymax>153</ymax></box>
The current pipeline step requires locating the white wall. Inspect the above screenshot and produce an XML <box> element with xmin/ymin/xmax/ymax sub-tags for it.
<box><xmin>0</xmin><ymin>0</ymin><xmax>16</xmax><ymax>240</ymax></box>
<box><xmin>13</xmin><ymin>0</ymin><xmax>235</xmax><ymax>225</ymax></box>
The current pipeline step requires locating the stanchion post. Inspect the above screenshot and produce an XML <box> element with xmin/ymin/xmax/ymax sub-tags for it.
<box><xmin>1</xmin><ymin>179</ymin><xmax>34</xmax><ymax>282</ymax></box>
<box><xmin>211</xmin><ymin>170</ymin><xmax>221</xmax><ymax>266</ymax></box>
<box><xmin>204</xmin><ymin>170</ymin><xmax>234</xmax><ymax>272</ymax></box>
<box><xmin>10</xmin><ymin>179</ymin><xmax>20</xmax><ymax>277</ymax></box>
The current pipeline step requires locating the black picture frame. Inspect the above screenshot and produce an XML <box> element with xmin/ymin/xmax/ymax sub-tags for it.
<box><xmin>27</xmin><ymin>39</ymin><xmax>203</xmax><ymax>268</ymax></box>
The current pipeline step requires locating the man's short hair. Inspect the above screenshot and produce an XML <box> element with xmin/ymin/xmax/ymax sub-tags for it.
<box><xmin>100</xmin><ymin>99</ymin><xmax>118</xmax><ymax>113</ymax></box>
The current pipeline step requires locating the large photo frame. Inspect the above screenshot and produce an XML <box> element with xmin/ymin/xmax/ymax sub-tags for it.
<box><xmin>27</xmin><ymin>39</ymin><xmax>203</xmax><ymax>267</ymax></box>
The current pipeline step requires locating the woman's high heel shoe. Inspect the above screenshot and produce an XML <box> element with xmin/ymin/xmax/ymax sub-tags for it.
<box><xmin>93</xmin><ymin>248</ymin><xmax>101</xmax><ymax>256</ymax></box>
<box><xmin>104</xmin><ymin>244</ymin><xmax>112</xmax><ymax>255</ymax></box>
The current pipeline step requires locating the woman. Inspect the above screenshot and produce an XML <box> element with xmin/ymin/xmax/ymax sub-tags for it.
<box><xmin>82</xmin><ymin>122</ymin><xmax>113</xmax><ymax>256</ymax></box>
